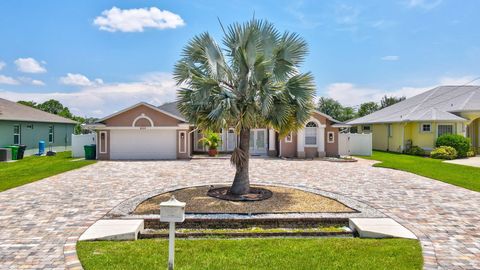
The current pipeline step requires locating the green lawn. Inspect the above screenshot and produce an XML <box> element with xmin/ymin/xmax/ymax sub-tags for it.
<box><xmin>360</xmin><ymin>151</ymin><xmax>480</xmax><ymax>192</ymax></box>
<box><xmin>77</xmin><ymin>238</ymin><xmax>422</xmax><ymax>270</ymax></box>
<box><xmin>0</xmin><ymin>151</ymin><xmax>95</xmax><ymax>192</ymax></box>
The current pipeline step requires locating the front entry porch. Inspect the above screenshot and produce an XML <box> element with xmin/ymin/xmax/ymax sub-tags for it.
<box><xmin>466</xmin><ymin>117</ymin><xmax>480</xmax><ymax>153</ymax></box>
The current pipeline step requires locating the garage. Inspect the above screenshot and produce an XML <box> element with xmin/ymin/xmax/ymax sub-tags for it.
<box><xmin>110</xmin><ymin>129</ymin><xmax>177</xmax><ymax>160</ymax></box>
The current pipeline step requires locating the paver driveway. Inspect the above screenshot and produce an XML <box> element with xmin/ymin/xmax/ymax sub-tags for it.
<box><xmin>0</xmin><ymin>158</ymin><xmax>479</xmax><ymax>270</ymax></box>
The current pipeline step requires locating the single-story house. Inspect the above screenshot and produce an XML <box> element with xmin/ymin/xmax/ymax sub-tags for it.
<box><xmin>88</xmin><ymin>101</ymin><xmax>348</xmax><ymax>160</ymax></box>
<box><xmin>348</xmin><ymin>85</ymin><xmax>480</xmax><ymax>153</ymax></box>
<box><xmin>0</xmin><ymin>98</ymin><xmax>77</xmax><ymax>156</ymax></box>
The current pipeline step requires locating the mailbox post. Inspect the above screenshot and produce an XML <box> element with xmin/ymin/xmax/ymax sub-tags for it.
<box><xmin>160</xmin><ymin>196</ymin><xmax>186</xmax><ymax>270</ymax></box>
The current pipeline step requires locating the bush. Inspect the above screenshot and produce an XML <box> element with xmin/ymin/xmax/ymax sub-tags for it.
<box><xmin>467</xmin><ymin>150</ymin><xmax>476</xmax><ymax>157</ymax></box>
<box><xmin>405</xmin><ymin>146</ymin><xmax>425</xmax><ymax>156</ymax></box>
<box><xmin>430</xmin><ymin>146</ymin><xmax>457</xmax><ymax>160</ymax></box>
<box><xmin>435</xmin><ymin>134</ymin><xmax>470</xmax><ymax>158</ymax></box>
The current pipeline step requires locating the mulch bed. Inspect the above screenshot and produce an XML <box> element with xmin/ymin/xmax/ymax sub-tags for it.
<box><xmin>133</xmin><ymin>185</ymin><xmax>355</xmax><ymax>215</ymax></box>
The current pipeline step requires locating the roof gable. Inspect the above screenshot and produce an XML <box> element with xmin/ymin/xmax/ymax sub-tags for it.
<box><xmin>98</xmin><ymin>102</ymin><xmax>186</xmax><ymax>123</ymax></box>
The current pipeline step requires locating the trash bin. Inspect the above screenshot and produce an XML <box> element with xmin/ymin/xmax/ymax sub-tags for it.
<box><xmin>16</xmin><ymin>144</ymin><xmax>27</xmax><ymax>159</ymax></box>
<box><xmin>4</xmin><ymin>145</ymin><xmax>19</xmax><ymax>160</ymax></box>
<box><xmin>84</xmin><ymin>144</ymin><xmax>96</xmax><ymax>160</ymax></box>
<box><xmin>38</xmin><ymin>141</ymin><xmax>45</xmax><ymax>155</ymax></box>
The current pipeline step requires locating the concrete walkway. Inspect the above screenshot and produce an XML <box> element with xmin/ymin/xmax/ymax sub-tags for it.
<box><xmin>444</xmin><ymin>156</ymin><xmax>480</xmax><ymax>168</ymax></box>
<box><xmin>0</xmin><ymin>158</ymin><xmax>479</xmax><ymax>269</ymax></box>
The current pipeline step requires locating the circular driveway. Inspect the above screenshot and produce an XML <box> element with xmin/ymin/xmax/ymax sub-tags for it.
<box><xmin>0</xmin><ymin>158</ymin><xmax>479</xmax><ymax>269</ymax></box>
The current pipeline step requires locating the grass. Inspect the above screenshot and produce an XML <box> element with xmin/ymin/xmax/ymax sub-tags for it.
<box><xmin>0</xmin><ymin>151</ymin><xmax>95</xmax><ymax>192</ymax></box>
<box><xmin>77</xmin><ymin>238</ymin><xmax>422</xmax><ymax>270</ymax></box>
<box><xmin>360</xmin><ymin>151</ymin><xmax>480</xmax><ymax>192</ymax></box>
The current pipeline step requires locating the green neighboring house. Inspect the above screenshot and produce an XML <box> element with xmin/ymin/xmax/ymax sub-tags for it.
<box><xmin>0</xmin><ymin>98</ymin><xmax>77</xmax><ymax>156</ymax></box>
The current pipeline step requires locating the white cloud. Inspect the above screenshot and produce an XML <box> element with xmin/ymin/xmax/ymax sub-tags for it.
<box><xmin>94</xmin><ymin>6</ymin><xmax>185</xmax><ymax>32</ymax></box>
<box><xmin>0</xmin><ymin>72</ymin><xmax>178</xmax><ymax>117</ymax></box>
<box><xmin>381</xmin><ymin>55</ymin><xmax>400</xmax><ymax>61</ymax></box>
<box><xmin>406</xmin><ymin>0</ymin><xmax>442</xmax><ymax>10</ymax></box>
<box><xmin>14</xmin><ymin>58</ymin><xmax>47</xmax><ymax>73</ymax></box>
<box><xmin>59</xmin><ymin>73</ymin><xmax>103</xmax><ymax>86</ymax></box>
<box><xmin>18</xmin><ymin>77</ymin><xmax>46</xmax><ymax>86</ymax></box>
<box><xmin>439</xmin><ymin>75</ymin><xmax>478</xmax><ymax>85</ymax></box>
<box><xmin>0</xmin><ymin>61</ymin><xmax>5</xmax><ymax>71</ymax></box>
<box><xmin>325</xmin><ymin>75</ymin><xmax>479</xmax><ymax>106</ymax></box>
<box><xmin>0</xmin><ymin>75</ymin><xmax>19</xmax><ymax>85</ymax></box>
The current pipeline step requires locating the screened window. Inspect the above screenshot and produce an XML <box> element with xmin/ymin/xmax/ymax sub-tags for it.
<box><xmin>437</xmin><ymin>124</ymin><xmax>453</xmax><ymax>137</ymax></box>
<box><xmin>421</xmin><ymin>123</ymin><xmax>431</xmax><ymax>132</ymax></box>
<box><xmin>305</xmin><ymin>121</ymin><xmax>317</xmax><ymax>146</ymax></box>
<box><xmin>362</xmin><ymin>125</ymin><xmax>371</xmax><ymax>132</ymax></box>
<box><xmin>13</xmin><ymin>125</ymin><xmax>20</xmax><ymax>145</ymax></box>
<box><xmin>48</xmin><ymin>125</ymin><xmax>54</xmax><ymax>143</ymax></box>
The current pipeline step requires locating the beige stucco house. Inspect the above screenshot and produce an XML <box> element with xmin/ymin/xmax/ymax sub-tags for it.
<box><xmin>89</xmin><ymin>101</ymin><xmax>347</xmax><ymax>160</ymax></box>
<box><xmin>348</xmin><ymin>85</ymin><xmax>480</xmax><ymax>153</ymax></box>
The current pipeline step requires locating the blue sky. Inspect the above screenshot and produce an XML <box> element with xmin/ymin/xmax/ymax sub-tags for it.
<box><xmin>0</xmin><ymin>0</ymin><xmax>479</xmax><ymax>117</ymax></box>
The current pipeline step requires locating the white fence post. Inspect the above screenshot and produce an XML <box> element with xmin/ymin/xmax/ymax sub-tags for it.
<box><xmin>339</xmin><ymin>133</ymin><xmax>372</xmax><ymax>156</ymax></box>
<box><xmin>71</xmin><ymin>134</ymin><xmax>97</xmax><ymax>158</ymax></box>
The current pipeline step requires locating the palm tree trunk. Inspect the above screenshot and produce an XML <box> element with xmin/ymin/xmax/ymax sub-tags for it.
<box><xmin>230</xmin><ymin>128</ymin><xmax>250</xmax><ymax>195</ymax></box>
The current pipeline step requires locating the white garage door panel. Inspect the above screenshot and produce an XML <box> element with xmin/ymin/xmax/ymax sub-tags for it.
<box><xmin>110</xmin><ymin>130</ymin><xmax>176</xmax><ymax>160</ymax></box>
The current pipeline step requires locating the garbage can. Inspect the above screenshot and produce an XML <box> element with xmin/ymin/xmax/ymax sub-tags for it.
<box><xmin>84</xmin><ymin>144</ymin><xmax>96</xmax><ymax>160</ymax></box>
<box><xmin>38</xmin><ymin>141</ymin><xmax>45</xmax><ymax>155</ymax></box>
<box><xmin>4</xmin><ymin>145</ymin><xmax>19</xmax><ymax>160</ymax></box>
<box><xmin>16</xmin><ymin>144</ymin><xmax>27</xmax><ymax>159</ymax></box>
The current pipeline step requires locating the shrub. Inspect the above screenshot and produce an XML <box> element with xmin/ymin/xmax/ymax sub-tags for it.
<box><xmin>467</xmin><ymin>150</ymin><xmax>476</xmax><ymax>157</ymax></box>
<box><xmin>405</xmin><ymin>146</ymin><xmax>425</xmax><ymax>156</ymax></box>
<box><xmin>435</xmin><ymin>134</ymin><xmax>470</xmax><ymax>158</ymax></box>
<box><xmin>430</xmin><ymin>146</ymin><xmax>457</xmax><ymax>160</ymax></box>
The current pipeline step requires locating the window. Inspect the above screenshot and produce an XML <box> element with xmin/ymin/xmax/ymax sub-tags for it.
<box><xmin>387</xmin><ymin>124</ymin><xmax>393</xmax><ymax>137</ymax></box>
<box><xmin>437</xmin><ymin>124</ymin><xmax>453</xmax><ymax>137</ymax></box>
<box><xmin>421</xmin><ymin>123</ymin><xmax>431</xmax><ymax>133</ymax></box>
<box><xmin>362</xmin><ymin>125</ymin><xmax>371</xmax><ymax>133</ymax></box>
<box><xmin>99</xmin><ymin>131</ymin><xmax>107</xmax><ymax>154</ymax></box>
<box><xmin>285</xmin><ymin>132</ymin><xmax>293</xmax><ymax>143</ymax></box>
<box><xmin>48</xmin><ymin>125</ymin><xmax>54</xmax><ymax>143</ymax></box>
<box><xmin>327</xmin><ymin>131</ymin><xmax>335</xmax><ymax>143</ymax></box>
<box><xmin>305</xmin><ymin>121</ymin><xmax>317</xmax><ymax>146</ymax></box>
<box><xmin>13</xmin><ymin>125</ymin><xmax>21</xmax><ymax>145</ymax></box>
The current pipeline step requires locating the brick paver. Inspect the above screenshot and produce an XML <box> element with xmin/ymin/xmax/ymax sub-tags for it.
<box><xmin>0</xmin><ymin>158</ymin><xmax>479</xmax><ymax>269</ymax></box>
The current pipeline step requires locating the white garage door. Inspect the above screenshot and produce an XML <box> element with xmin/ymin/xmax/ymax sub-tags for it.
<box><xmin>110</xmin><ymin>129</ymin><xmax>177</xmax><ymax>160</ymax></box>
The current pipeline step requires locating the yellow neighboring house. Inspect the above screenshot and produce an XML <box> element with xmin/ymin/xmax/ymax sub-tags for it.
<box><xmin>348</xmin><ymin>86</ymin><xmax>480</xmax><ymax>153</ymax></box>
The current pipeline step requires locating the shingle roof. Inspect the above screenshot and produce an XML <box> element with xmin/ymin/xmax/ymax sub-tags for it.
<box><xmin>0</xmin><ymin>98</ymin><xmax>77</xmax><ymax>124</ymax></box>
<box><xmin>348</xmin><ymin>85</ymin><xmax>479</xmax><ymax>124</ymax></box>
<box><xmin>158</xmin><ymin>101</ymin><xmax>185</xmax><ymax>120</ymax></box>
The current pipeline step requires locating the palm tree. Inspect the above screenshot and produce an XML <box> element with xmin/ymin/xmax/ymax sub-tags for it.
<box><xmin>174</xmin><ymin>19</ymin><xmax>315</xmax><ymax>195</ymax></box>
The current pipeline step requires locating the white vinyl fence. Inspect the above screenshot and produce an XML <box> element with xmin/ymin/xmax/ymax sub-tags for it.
<box><xmin>338</xmin><ymin>133</ymin><xmax>372</xmax><ymax>156</ymax></box>
<box><xmin>72</xmin><ymin>134</ymin><xmax>96</xmax><ymax>158</ymax></box>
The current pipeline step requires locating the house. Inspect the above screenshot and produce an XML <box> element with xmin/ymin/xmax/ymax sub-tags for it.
<box><xmin>88</xmin><ymin>101</ymin><xmax>348</xmax><ymax>160</ymax></box>
<box><xmin>348</xmin><ymin>85</ymin><xmax>480</xmax><ymax>153</ymax></box>
<box><xmin>0</xmin><ymin>98</ymin><xmax>77</xmax><ymax>156</ymax></box>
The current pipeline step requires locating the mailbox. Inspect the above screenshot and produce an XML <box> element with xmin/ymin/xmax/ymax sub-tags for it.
<box><xmin>160</xmin><ymin>196</ymin><xmax>186</xmax><ymax>223</ymax></box>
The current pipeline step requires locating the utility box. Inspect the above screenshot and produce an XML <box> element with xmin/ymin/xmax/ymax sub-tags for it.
<box><xmin>160</xmin><ymin>196</ymin><xmax>186</xmax><ymax>223</ymax></box>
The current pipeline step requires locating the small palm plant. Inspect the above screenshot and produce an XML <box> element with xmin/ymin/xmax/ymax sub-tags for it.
<box><xmin>199</xmin><ymin>130</ymin><xmax>222</xmax><ymax>156</ymax></box>
<box><xmin>175</xmin><ymin>19</ymin><xmax>315</xmax><ymax>196</ymax></box>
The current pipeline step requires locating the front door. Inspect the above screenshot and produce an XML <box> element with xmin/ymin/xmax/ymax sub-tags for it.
<box><xmin>249</xmin><ymin>129</ymin><xmax>267</xmax><ymax>155</ymax></box>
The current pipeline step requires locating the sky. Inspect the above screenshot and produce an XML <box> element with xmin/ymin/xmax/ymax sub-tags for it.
<box><xmin>0</xmin><ymin>0</ymin><xmax>479</xmax><ymax>117</ymax></box>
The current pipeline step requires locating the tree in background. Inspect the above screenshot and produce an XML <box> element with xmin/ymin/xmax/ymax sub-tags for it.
<box><xmin>317</xmin><ymin>97</ymin><xmax>344</xmax><ymax>120</ymax></box>
<box><xmin>317</xmin><ymin>97</ymin><xmax>356</xmax><ymax>122</ymax></box>
<box><xmin>380</xmin><ymin>95</ymin><xmax>406</xmax><ymax>109</ymax></box>
<box><xmin>17</xmin><ymin>99</ymin><xmax>96</xmax><ymax>134</ymax></box>
<box><xmin>357</xmin><ymin>101</ymin><xmax>379</xmax><ymax>117</ymax></box>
